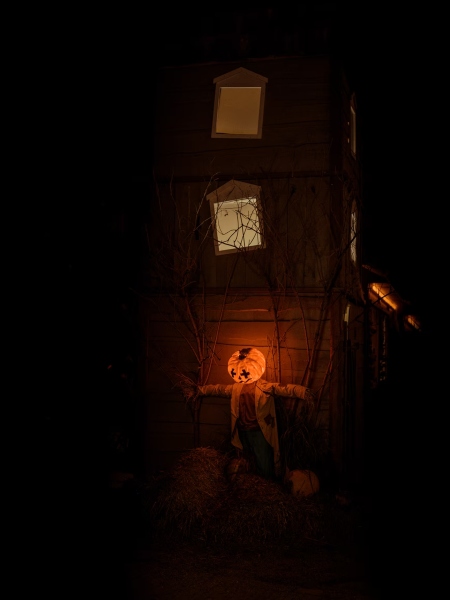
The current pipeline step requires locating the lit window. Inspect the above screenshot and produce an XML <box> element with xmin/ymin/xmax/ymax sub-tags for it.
<box><xmin>207</xmin><ymin>180</ymin><xmax>264</xmax><ymax>255</ymax></box>
<box><xmin>216</xmin><ymin>88</ymin><xmax>261</xmax><ymax>135</ymax></box>
<box><xmin>211</xmin><ymin>68</ymin><xmax>268</xmax><ymax>139</ymax></box>
<box><xmin>350</xmin><ymin>93</ymin><xmax>357</xmax><ymax>157</ymax></box>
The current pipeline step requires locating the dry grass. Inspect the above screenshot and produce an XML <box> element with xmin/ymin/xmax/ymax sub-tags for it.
<box><xmin>142</xmin><ymin>447</ymin><xmax>354</xmax><ymax>550</ymax></box>
<box><xmin>205</xmin><ymin>472</ymin><xmax>323</xmax><ymax>547</ymax></box>
<box><xmin>150</xmin><ymin>447</ymin><xmax>229</xmax><ymax>539</ymax></box>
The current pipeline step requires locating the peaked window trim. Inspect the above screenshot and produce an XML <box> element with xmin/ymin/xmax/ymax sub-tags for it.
<box><xmin>207</xmin><ymin>180</ymin><xmax>264</xmax><ymax>256</ymax></box>
<box><xmin>211</xmin><ymin>67</ymin><xmax>268</xmax><ymax>140</ymax></box>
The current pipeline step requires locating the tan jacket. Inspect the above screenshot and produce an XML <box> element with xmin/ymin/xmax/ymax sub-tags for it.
<box><xmin>198</xmin><ymin>380</ymin><xmax>310</xmax><ymax>476</ymax></box>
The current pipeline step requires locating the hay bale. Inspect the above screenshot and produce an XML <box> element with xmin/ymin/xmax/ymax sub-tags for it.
<box><xmin>205</xmin><ymin>473</ymin><xmax>320</xmax><ymax>546</ymax></box>
<box><xmin>149</xmin><ymin>449</ymin><xmax>325</xmax><ymax>547</ymax></box>
<box><xmin>226</xmin><ymin>457</ymin><xmax>250</xmax><ymax>481</ymax></box>
<box><xmin>151</xmin><ymin>447</ymin><xmax>229</xmax><ymax>538</ymax></box>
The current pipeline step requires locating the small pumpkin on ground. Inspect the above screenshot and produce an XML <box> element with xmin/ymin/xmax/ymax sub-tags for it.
<box><xmin>286</xmin><ymin>469</ymin><xmax>320</xmax><ymax>497</ymax></box>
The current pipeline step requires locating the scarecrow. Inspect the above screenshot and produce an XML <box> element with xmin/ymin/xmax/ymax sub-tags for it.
<box><xmin>193</xmin><ymin>347</ymin><xmax>315</xmax><ymax>481</ymax></box>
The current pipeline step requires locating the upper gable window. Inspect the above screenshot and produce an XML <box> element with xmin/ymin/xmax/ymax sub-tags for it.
<box><xmin>207</xmin><ymin>180</ymin><xmax>264</xmax><ymax>255</ymax></box>
<box><xmin>350</xmin><ymin>93</ymin><xmax>357</xmax><ymax>157</ymax></box>
<box><xmin>211</xmin><ymin>68</ymin><xmax>268</xmax><ymax>139</ymax></box>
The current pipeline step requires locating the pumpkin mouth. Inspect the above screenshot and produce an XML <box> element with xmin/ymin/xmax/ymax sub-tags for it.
<box><xmin>229</xmin><ymin>368</ymin><xmax>255</xmax><ymax>382</ymax></box>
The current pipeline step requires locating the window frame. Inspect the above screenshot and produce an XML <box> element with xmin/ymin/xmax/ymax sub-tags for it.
<box><xmin>350</xmin><ymin>93</ymin><xmax>357</xmax><ymax>157</ymax></box>
<box><xmin>211</xmin><ymin>67</ymin><xmax>268</xmax><ymax>140</ymax></box>
<box><xmin>207</xmin><ymin>180</ymin><xmax>264</xmax><ymax>256</ymax></box>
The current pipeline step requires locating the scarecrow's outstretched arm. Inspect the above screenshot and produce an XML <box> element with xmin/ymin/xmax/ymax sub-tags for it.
<box><xmin>264</xmin><ymin>383</ymin><xmax>315</xmax><ymax>402</ymax></box>
<box><xmin>198</xmin><ymin>384</ymin><xmax>234</xmax><ymax>398</ymax></box>
<box><xmin>267</xmin><ymin>383</ymin><xmax>315</xmax><ymax>403</ymax></box>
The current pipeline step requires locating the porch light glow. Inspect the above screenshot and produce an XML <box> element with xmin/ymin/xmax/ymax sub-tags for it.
<box><xmin>405</xmin><ymin>315</ymin><xmax>421</xmax><ymax>331</ymax></box>
<box><xmin>370</xmin><ymin>283</ymin><xmax>398</xmax><ymax>311</ymax></box>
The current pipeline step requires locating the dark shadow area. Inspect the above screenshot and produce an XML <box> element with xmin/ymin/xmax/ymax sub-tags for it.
<box><xmin>364</xmin><ymin>324</ymin><xmax>442</xmax><ymax>596</ymax></box>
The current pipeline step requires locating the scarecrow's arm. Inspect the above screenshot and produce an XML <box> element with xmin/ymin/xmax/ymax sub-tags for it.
<box><xmin>269</xmin><ymin>383</ymin><xmax>315</xmax><ymax>403</ymax></box>
<box><xmin>198</xmin><ymin>383</ymin><xmax>234</xmax><ymax>398</ymax></box>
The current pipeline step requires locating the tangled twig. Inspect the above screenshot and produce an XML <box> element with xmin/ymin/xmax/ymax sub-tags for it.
<box><xmin>177</xmin><ymin>372</ymin><xmax>199</xmax><ymax>403</ymax></box>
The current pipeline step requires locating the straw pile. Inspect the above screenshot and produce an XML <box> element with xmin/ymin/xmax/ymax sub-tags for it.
<box><xmin>206</xmin><ymin>472</ymin><xmax>322</xmax><ymax>546</ymax></box>
<box><xmin>149</xmin><ymin>447</ymin><xmax>325</xmax><ymax>547</ymax></box>
<box><xmin>150</xmin><ymin>447</ymin><xmax>229</xmax><ymax>539</ymax></box>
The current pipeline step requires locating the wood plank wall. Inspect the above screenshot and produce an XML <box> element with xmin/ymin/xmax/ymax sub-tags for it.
<box><xmin>139</xmin><ymin>291</ymin><xmax>332</xmax><ymax>474</ymax></box>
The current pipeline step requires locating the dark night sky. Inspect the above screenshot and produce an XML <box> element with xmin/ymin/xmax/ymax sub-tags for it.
<box><xmin>341</xmin><ymin>8</ymin><xmax>441</xmax><ymax>336</ymax></box>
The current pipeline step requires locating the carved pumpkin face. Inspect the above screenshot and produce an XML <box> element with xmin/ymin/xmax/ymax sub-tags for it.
<box><xmin>227</xmin><ymin>347</ymin><xmax>266</xmax><ymax>384</ymax></box>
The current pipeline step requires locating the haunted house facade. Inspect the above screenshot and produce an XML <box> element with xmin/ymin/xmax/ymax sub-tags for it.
<box><xmin>133</xmin><ymin>11</ymin><xmax>421</xmax><ymax>490</ymax></box>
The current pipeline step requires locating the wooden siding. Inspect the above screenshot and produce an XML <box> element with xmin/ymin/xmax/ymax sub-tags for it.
<box><xmin>146</xmin><ymin>176</ymin><xmax>335</xmax><ymax>290</ymax></box>
<box><xmin>139</xmin><ymin>289</ymin><xmax>334</xmax><ymax>474</ymax></box>
<box><xmin>143</xmin><ymin>53</ymin><xmax>366</xmax><ymax>487</ymax></box>
<box><xmin>153</xmin><ymin>56</ymin><xmax>333</xmax><ymax>180</ymax></box>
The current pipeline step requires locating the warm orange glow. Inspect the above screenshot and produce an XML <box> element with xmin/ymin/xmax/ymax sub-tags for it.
<box><xmin>369</xmin><ymin>283</ymin><xmax>398</xmax><ymax>310</ymax></box>
<box><xmin>405</xmin><ymin>314</ymin><xmax>421</xmax><ymax>331</ymax></box>
<box><xmin>228</xmin><ymin>347</ymin><xmax>266</xmax><ymax>384</ymax></box>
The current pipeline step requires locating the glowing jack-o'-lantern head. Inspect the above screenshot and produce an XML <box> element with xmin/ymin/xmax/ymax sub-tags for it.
<box><xmin>227</xmin><ymin>347</ymin><xmax>266</xmax><ymax>384</ymax></box>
